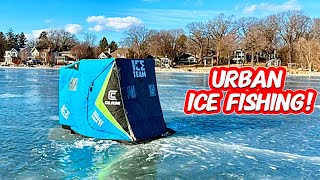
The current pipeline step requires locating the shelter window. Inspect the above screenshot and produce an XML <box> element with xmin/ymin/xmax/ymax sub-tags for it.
<box><xmin>127</xmin><ymin>85</ymin><xmax>136</xmax><ymax>99</ymax></box>
<box><xmin>148</xmin><ymin>84</ymin><xmax>156</xmax><ymax>97</ymax></box>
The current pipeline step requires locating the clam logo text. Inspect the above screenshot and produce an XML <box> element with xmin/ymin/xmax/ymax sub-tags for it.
<box><xmin>105</xmin><ymin>90</ymin><xmax>121</xmax><ymax>106</ymax></box>
<box><xmin>132</xmin><ymin>60</ymin><xmax>146</xmax><ymax>78</ymax></box>
<box><xmin>108</xmin><ymin>90</ymin><xmax>117</xmax><ymax>101</ymax></box>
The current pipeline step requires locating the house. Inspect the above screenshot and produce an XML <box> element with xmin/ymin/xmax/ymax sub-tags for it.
<box><xmin>30</xmin><ymin>47</ymin><xmax>40</xmax><ymax>59</ymax></box>
<box><xmin>18</xmin><ymin>47</ymin><xmax>31</xmax><ymax>61</ymax></box>
<box><xmin>53</xmin><ymin>52</ymin><xmax>65</xmax><ymax>65</ymax></box>
<box><xmin>203</xmin><ymin>56</ymin><xmax>215</xmax><ymax>66</ymax></box>
<box><xmin>19</xmin><ymin>47</ymin><xmax>52</xmax><ymax>64</ymax></box>
<box><xmin>40</xmin><ymin>48</ymin><xmax>52</xmax><ymax>64</ymax></box>
<box><xmin>98</xmin><ymin>51</ymin><xmax>111</xmax><ymax>59</ymax></box>
<box><xmin>266</xmin><ymin>59</ymin><xmax>281</xmax><ymax>67</ymax></box>
<box><xmin>41</xmin><ymin>51</ymin><xmax>47</xmax><ymax>60</ymax></box>
<box><xmin>3</xmin><ymin>48</ymin><xmax>19</xmax><ymax>64</ymax></box>
<box><xmin>98</xmin><ymin>48</ymin><xmax>111</xmax><ymax>59</ymax></box>
<box><xmin>160</xmin><ymin>57</ymin><xmax>172</xmax><ymax>68</ymax></box>
<box><xmin>19</xmin><ymin>47</ymin><xmax>44</xmax><ymax>61</ymax></box>
<box><xmin>111</xmin><ymin>48</ymin><xmax>129</xmax><ymax>58</ymax></box>
<box><xmin>146</xmin><ymin>55</ymin><xmax>162</xmax><ymax>67</ymax></box>
<box><xmin>232</xmin><ymin>49</ymin><xmax>246</xmax><ymax>64</ymax></box>
<box><xmin>53</xmin><ymin>51</ymin><xmax>77</xmax><ymax>65</ymax></box>
<box><xmin>177</xmin><ymin>53</ymin><xmax>197</xmax><ymax>65</ymax></box>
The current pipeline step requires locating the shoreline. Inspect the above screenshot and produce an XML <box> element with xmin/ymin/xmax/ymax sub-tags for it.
<box><xmin>0</xmin><ymin>65</ymin><xmax>59</xmax><ymax>70</ymax></box>
<box><xmin>155</xmin><ymin>67</ymin><xmax>320</xmax><ymax>76</ymax></box>
<box><xmin>1</xmin><ymin>65</ymin><xmax>320</xmax><ymax>76</ymax></box>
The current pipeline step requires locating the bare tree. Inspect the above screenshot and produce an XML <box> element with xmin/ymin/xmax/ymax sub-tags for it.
<box><xmin>84</xmin><ymin>33</ymin><xmax>97</xmax><ymax>46</ymax></box>
<box><xmin>60</xmin><ymin>30</ymin><xmax>78</xmax><ymax>51</ymax></box>
<box><xmin>220</xmin><ymin>34</ymin><xmax>238</xmax><ymax>66</ymax></box>
<box><xmin>149</xmin><ymin>30</ymin><xmax>170</xmax><ymax>57</ymax></box>
<box><xmin>187</xmin><ymin>22</ymin><xmax>208</xmax><ymax>63</ymax></box>
<box><xmin>237</xmin><ymin>17</ymin><xmax>262</xmax><ymax>66</ymax></box>
<box><xmin>149</xmin><ymin>29</ymin><xmax>186</xmax><ymax>60</ymax></box>
<box><xmin>295</xmin><ymin>38</ymin><xmax>320</xmax><ymax>71</ymax></box>
<box><xmin>208</xmin><ymin>13</ymin><xmax>235</xmax><ymax>65</ymax></box>
<box><xmin>260</xmin><ymin>15</ymin><xmax>280</xmax><ymax>58</ymax></box>
<box><xmin>312</xmin><ymin>18</ymin><xmax>320</xmax><ymax>41</ymax></box>
<box><xmin>176</xmin><ymin>33</ymin><xmax>188</xmax><ymax>58</ymax></box>
<box><xmin>27</xmin><ymin>38</ymin><xmax>37</xmax><ymax>48</ymax></box>
<box><xmin>48</xmin><ymin>29</ymin><xmax>78</xmax><ymax>51</ymax></box>
<box><xmin>276</xmin><ymin>10</ymin><xmax>312</xmax><ymax>64</ymax></box>
<box><xmin>167</xmin><ymin>29</ymin><xmax>185</xmax><ymax>59</ymax></box>
<box><xmin>122</xmin><ymin>26</ymin><xmax>151</xmax><ymax>58</ymax></box>
<box><xmin>72</xmin><ymin>43</ymin><xmax>95</xmax><ymax>59</ymax></box>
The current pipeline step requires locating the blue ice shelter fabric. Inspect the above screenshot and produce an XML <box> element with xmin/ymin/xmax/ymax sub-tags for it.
<box><xmin>115</xmin><ymin>59</ymin><xmax>167</xmax><ymax>140</ymax></box>
<box><xmin>59</xmin><ymin>58</ymin><xmax>169</xmax><ymax>142</ymax></box>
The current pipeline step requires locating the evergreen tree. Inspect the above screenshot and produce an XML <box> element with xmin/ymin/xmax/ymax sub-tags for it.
<box><xmin>14</xmin><ymin>34</ymin><xmax>19</xmax><ymax>47</ymax></box>
<box><xmin>99</xmin><ymin>37</ymin><xmax>108</xmax><ymax>52</ymax></box>
<box><xmin>0</xmin><ymin>32</ymin><xmax>5</xmax><ymax>58</ymax></box>
<box><xmin>85</xmin><ymin>46</ymin><xmax>95</xmax><ymax>58</ymax></box>
<box><xmin>37</xmin><ymin>31</ymin><xmax>49</xmax><ymax>49</ymax></box>
<box><xmin>6</xmin><ymin>28</ymin><xmax>16</xmax><ymax>49</ymax></box>
<box><xmin>18</xmin><ymin>32</ymin><xmax>27</xmax><ymax>46</ymax></box>
<box><xmin>109</xmin><ymin>41</ymin><xmax>118</xmax><ymax>52</ymax></box>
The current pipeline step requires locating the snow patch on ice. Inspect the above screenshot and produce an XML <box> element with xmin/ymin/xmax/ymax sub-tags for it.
<box><xmin>0</xmin><ymin>93</ymin><xmax>23</xmax><ymax>98</ymax></box>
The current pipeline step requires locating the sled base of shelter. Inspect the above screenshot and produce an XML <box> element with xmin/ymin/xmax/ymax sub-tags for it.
<box><xmin>61</xmin><ymin>125</ymin><xmax>175</xmax><ymax>144</ymax></box>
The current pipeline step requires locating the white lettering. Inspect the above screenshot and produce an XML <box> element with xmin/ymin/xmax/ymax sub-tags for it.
<box><xmin>226</xmin><ymin>94</ymin><xmax>241</xmax><ymax>111</ymax></box>
<box><xmin>60</xmin><ymin>105</ymin><xmax>70</xmax><ymax>119</ymax></box>
<box><xmin>108</xmin><ymin>90</ymin><xmax>117</xmax><ymax>101</ymax></box>
<box><xmin>194</xmin><ymin>94</ymin><xmax>207</xmax><ymax>111</ymax></box>
<box><xmin>91</xmin><ymin>111</ymin><xmax>104</xmax><ymax>126</ymax></box>
<box><xmin>131</xmin><ymin>60</ymin><xmax>146</xmax><ymax>78</ymax></box>
<box><xmin>206</xmin><ymin>93</ymin><xmax>220</xmax><ymax>111</ymax></box>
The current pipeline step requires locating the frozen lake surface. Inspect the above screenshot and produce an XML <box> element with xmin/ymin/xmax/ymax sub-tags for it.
<box><xmin>0</xmin><ymin>68</ymin><xmax>320</xmax><ymax>179</ymax></box>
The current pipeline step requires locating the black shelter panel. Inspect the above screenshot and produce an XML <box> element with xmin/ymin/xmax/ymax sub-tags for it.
<box><xmin>116</xmin><ymin>58</ymin><xmax>167</xmax><ymax>141</ymax></box>
<box><xmin>103</xmin><ymin>65</ymin><xmax>130</xmax><ymax>135</ymax></box>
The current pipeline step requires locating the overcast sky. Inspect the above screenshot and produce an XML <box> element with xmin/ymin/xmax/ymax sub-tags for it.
<box><xmin>0</xmin><ymin>0</ymin><xmax>318</xmax><ymax>44</ymax></box>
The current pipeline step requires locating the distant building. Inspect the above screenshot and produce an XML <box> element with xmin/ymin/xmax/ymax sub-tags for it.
<box><xmin>3</xmin><ymin>48</ymin><xmax>18</xmax><ymax>64</ymax></box>
<box><xmin>177</xmin><ymin>53</ymin><xmax>197</xmax><ymax>65</ymax></box>
<box><xmin>98</xmin><ymin>50</ymin><xmax>111</xmax><ymax>59</ymax></box>
<box><xmin>203</xmin><ymin>56</ymin><xmax>215</xmax><ymax>66</ymax></box>
<box><xmin>111</xmin><ymin>48</ymin><xmax>129</xmax><ymax>58</ymax></box>
<box><xmin>18</xmin><ymin>47</ymin><xmax>52</xmax><ymax>64</ymax></box>
<box><xmin>232</xmin><ymin>49</ymin><xmax>246</xmax><ymax>64</ymax></box>
<box><xmin>53</xmin><ymin>51</ymin><xmax>77</xmax><ymax>65</ymax></box>
<box><xmin>30</xmin><ymin>47</ymin><xmax>40</xmax><ymax>59</ymax></box>
<box><xmin>160</xmin><ymin>57</ymin><xmax>172</xmax><ymax>68</ymax></box>
<box><xmin>266</xmin><ymin>59</ymin><xmax>281</xmax><ymax>67</ymax></box>
<box><xmin>40</xmin><ymin>48</ymin><xmax>52</xmax><ymax>64</ymax></box>
<box><xmin>18</xmin><ymin>47</ymin><xmax>32</xmax><ymax>61</ymax></box>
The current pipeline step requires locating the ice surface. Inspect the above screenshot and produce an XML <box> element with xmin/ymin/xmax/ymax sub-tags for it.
<box><xmin>0</xmin><ymin>69</ymin><xmax>320</xmax><ymax>179</ymax></box>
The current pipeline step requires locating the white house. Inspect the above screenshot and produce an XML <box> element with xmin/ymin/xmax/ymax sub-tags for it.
<box><xmin>98</xmin><ymin>48</ymin><xmax>111</xmax><ymax>59</ymax></box>
<box><xmin>98</xmin><ymin>52</ymin><xmax>111</xmax><ymax>59</ymax></box>
<box><xmin>3</xmin><ymin>48</ymin><xmax>18</xmax><ymax>63</ymax></box>
<box><xmin>266</xmin><ymin>59</ymin><xmax>281</xmax><ymax>67</ymax></box>
<box><xmin>53</xmin><ymin>51</ymin><xmax>77</xmax><ymax>65</ymax></box>
<box><xmin>60</xmin><ymin>51</ymin><xmax>76</xmax><ymax>59</ymax></box>
<box><xmin>30</xmin><ymin>47</ymin><xmax>39</xmax><ymax>59</ymax></box>
<box><xmin>160</xmin><ymin>57</ymin><xmax>172</xmax><ymax>68</ymax></box>
<box><xmin>232</xmin><ymin>49</ymin><xmax>246</xmax><ymax>64</ymax></box>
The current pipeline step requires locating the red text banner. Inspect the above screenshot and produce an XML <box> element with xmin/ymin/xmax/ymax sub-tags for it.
<box><xmin>184</xmin><ymin>67</ymin><xmax>318</xmax><ymax>115</ymax></box>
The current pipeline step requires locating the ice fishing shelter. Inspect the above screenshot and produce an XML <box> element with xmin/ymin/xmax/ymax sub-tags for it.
<box><xmin>59</xmin><ymin>58</ymin><xmax>173</xmax><ymax>142</ymax></box>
